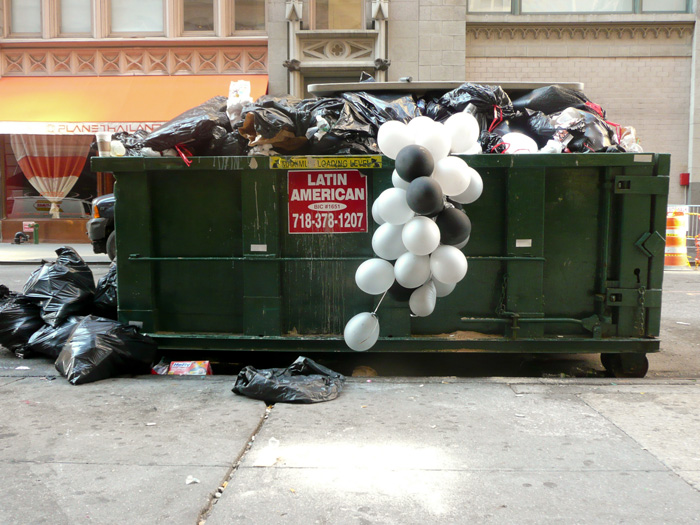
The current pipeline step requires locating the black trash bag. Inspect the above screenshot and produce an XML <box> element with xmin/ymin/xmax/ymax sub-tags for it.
<box><xmin>22</xmin><ymin>247</ymin><xmax>95</xmax><ymax>327</ymax></box>
<box><xmin>512</xmin><ymin>85</ymin><xmax>605</xmax><ymax>119</ymax></box>
<box><xmin>190</xmin><ymin>125</ymin><xmax>229</xmax><ymax>156</ymax></box>
<box><xmin>232</xmin><ymin>356</ymin><xmax>345</xmax><ymax>404</ymax></box>
<box><xmin>340</xmin><ymin>91</ymin><xmax>420</xmax><ymax>129</ymax></box>
<box><xmin>238</xmin><ymin>96</ymin><xmax>309</xmax><ymax>152</ymax></box>
<box><xmin>213</xmin><ymin>130</ymin><xmax>250</xmax><ymax>156</ymax></box>
<box><xmin>143</xmin><ymin>96</ymin><xmax>229</xmax><ymax>152</ymax></box>
<box><xmin>93</xmin><ymin>263</ymin><xmax>117</xmax><ymax>320</ymax></box>
<box><xmin>111</xmin><ymin>130</ymin><xmax>148</xmax><ymax>157</ymax></box>
<box><xmin>491</xmin><ymin>110</ymin><xmax>556</xmax><ymax>149</ymax></box>
<box><xmin>55</xmin><ymin>315</ymin><xmax>158</xmax><ymax>385</ymax></box>
<box><xmin>25</xmin><ymin>316</ymin><xmax>82</xmax><ymax>359</ymax></box>
<box><xmin>551</xmin><ymin>108</ymin><xmax>617</xmax><ymax>152</ymax></box>
<box><xmin>430</xmin><ymin>83</ymin><xmax>518</xmax><ymax>130</ymax></box>
<box><xmin>0</xmin><ymin>293</ymin><xmax>45</xmax><ymax>353</ymax></box>
<box><xmin>478</xmin><ymin>130</ymin><xmax>507</xmax><ymax>154</ymax></box>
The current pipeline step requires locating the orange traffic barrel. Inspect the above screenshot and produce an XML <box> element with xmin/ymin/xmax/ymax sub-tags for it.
<box><xmin>665</xmin><ymin>211</ymin><xmax>690</xmax><ymax>267</ymax></box>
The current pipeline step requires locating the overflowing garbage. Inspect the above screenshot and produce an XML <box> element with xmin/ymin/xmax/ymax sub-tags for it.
<box><xmin>0</xmin><ymin>247</ymin><xmax>157</xmax><ymax>385</ymax></box>
<box><xmin>104</xmin><ymin>79</ymin><xmax>640</xmax><ymax>160</ymax></box>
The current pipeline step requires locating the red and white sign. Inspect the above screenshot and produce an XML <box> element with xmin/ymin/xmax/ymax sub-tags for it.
<box><xmin>288</xmin><ymin>170</ymin><xmax>368</xmax><ymax>234</ymax></box>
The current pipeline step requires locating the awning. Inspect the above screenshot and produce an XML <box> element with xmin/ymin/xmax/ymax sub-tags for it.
<box><xmin>0</xmin><ymin>75</ymin><xmax>268</xmax><ymax>135</ymax></box>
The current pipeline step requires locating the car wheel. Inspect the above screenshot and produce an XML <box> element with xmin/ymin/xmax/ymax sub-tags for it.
<box><xmin>106</xmin><ymin>231</ymin><xmax>116</xmax><ymax>261</ymax></box>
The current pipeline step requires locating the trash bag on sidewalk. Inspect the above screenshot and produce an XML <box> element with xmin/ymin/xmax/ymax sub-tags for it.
<box><xmin>143</xmin><ymin>96</ymin><xmax>229</xmax><ymax>152</ymax></box>
<box><xmin>22</xmin><ymin>247</ymin><xmax>95</xmax><ymax>327</ymax></box>
<box><xmin>0</xmin><ymin>293</ymin><xmax>45</xmax><ymax>353</ymax></box>
<box><xmin>25</xmin><ymin>316</ymin><xmax>82</xmax><ymax>359</ymax></box>
<box><xmin>232</xmin><ymin>356</ymin><xmax>345</xmax><ymax>404</ymax></box>
<box><xmin>512</xmin><ymin>85</ymin><xmax>605</xmax><ymax>118</ymax></box>
<box><xmin>93</xmin><ymin>263</ymin><xmax>117</xmax><ymax>320</ymax></box>
<box><xmin>55</xmin><ymin>315</ymin><xmax>158</xmax><ymax>385</ymax></box>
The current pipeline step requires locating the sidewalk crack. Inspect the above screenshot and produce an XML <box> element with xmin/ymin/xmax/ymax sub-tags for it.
<box><xmin>197</xmin><ymin>404</ymin><xmax>273</xmax><ymax>524</ymax></box>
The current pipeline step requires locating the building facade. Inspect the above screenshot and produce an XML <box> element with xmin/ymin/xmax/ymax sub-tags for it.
<box><xmin>0</xmin><ymin>0</ymin><xmax>697</xmax><ymax>242</ymax></box>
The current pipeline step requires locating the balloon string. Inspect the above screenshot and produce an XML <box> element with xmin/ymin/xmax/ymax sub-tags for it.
<box><xmin>372</xmin><ymin>290</ymin><xmax>388</xmax><ymax>315</ymax></box>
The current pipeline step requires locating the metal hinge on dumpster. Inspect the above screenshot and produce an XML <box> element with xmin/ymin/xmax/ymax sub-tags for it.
<box><xmin>605</xmin><ymin>288</ymin><xmax>661</xmax><ymax>308</ymax></box>
<box><xmin>614</xmin><ymin>176</ymin><xmax>669</xmax><ymax>195</ymax></box>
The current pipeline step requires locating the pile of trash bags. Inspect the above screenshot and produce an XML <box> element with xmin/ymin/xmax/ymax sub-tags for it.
<box><xmin>0</xmin><ymin>248</ymin><xmax>157</xmax><ymax>385</ymax></box>
<box><xmin>108</xmin><ymin>79</ymin><xmax>641</xmax><ymax>159</ymax></box>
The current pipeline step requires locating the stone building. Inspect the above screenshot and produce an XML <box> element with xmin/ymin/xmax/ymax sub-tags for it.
<box><xmin>0</xmin><ymin>0</ymin><xmax>696</xmax><ymax>241</ymax></box>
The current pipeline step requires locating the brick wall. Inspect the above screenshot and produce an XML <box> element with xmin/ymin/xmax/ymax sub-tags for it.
<box><xmin>465</xmin><ymin>25</ymin><xmax>694</xmax><ymax>204</ymax></box>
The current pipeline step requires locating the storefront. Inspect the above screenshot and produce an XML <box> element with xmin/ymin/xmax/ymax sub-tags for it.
<box><xmin>0</xmin><ymin>74</ymin><xmax>268</xmax><ymax>242</ymax></box>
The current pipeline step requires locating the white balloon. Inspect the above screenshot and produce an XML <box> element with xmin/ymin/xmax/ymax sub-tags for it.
<box><xmin>455</xmin><ymin>142</ymin><xmax>482</xmax><ymax>155</ymax></box>
<box><xmin>430</xmin><ymin>245</ymin><xmax>468</xmax><ymax>284</ymax></box>
<box><xmin>407</xmin><ymin>116</ymin><xmax>437</xmax><ymax>134</ymax></box>
<box><xmin>445</xmin><ymin>112</ymin><xmax>480</xmax><ymax>154</ymax></box>
<box><xmin>394</xmin><ymin>252</ymin><xmax>431</xmax><ymax>289</ymax></box>
<box><xmin>355</xmin><ymin>258</ymin><xmax>395</xmax><ymax>295</ymax></box>
<box><xmin>452</xmin><ymin>168</ymin><xmax>483</xmax><ymax>204</ymax></box>
<box><xmin>501</xmin><ymin>132</ymin><xmax>538</xmax><ymax>154</ymax></box>
<box><xmin>414</xmin><ymin>121</ymin><xmax>451</xmax><ymax>162</ymax></box>
<box><xmin>432</xmin><ymin>156</ymin><xmax>471</xmax><ymax>196</ymax></box>
<box><xmin>371</xmin><ymin>198</ymin><xmax>385</xmax><ymax>225</ymax></box>
<box><xmin>392</xmin><ymin>169</ymin><xmax>411</xmax><ymax>190</ymax></box>
<box><xmin>431</xmin><ymin>277</ymin><xmax>456</xmax><ymax>297</ymax></box>
<box><xmin>372</xmin><ymin>223</ymin><xmax>407</xmax><ymax>260</ymax></box>
<box><xmin>344</xmin><ymin>312</ymin><xmax>380</xmax><ymax>351</ymax></box>
<box><xmin>377</xmin><ymin>188</ymin><xmax>414</xmax><ymax>225</ymax></box>
<box><xmin>409</xmin><ymin>281</ymin><xmax>437</xmax><ymax>317</ymax></box>
<box><xmin>377</xmin><ymin>121</ymin><xmax>414</xmax><ymax>159</ymax></box>
<box><xmin>402</xmin><ymin>216</ymin><xmax>441</xmax><ymax>256</ymax></box>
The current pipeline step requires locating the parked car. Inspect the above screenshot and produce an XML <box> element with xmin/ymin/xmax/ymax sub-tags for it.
<box><xmin>86</xmin><ymin>193</ymin><xmax>115</xmax><ymax>261</ymax></box>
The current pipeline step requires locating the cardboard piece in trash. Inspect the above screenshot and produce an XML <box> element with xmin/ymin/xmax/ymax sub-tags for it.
<box><xmin>168</xmin><ymin>361</ymin><xmax>213</xmax><ymax>375</ymax></box>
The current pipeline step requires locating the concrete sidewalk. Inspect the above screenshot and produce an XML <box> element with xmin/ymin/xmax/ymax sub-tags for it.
<box><xmin>0</xmin><ymin>353</ymin><xmax>698</xmax><ymax>524</ymax></box>
<box><xmin>0</xmin><ymin>242</ymin><xmax>111</xmax><ymax>264</ymax></box>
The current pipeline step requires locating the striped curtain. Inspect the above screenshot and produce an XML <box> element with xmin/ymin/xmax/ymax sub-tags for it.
<box><xmin>10</xmin><ymin>134</ymin><xmax>92</xmax><ymax>219</ymax></box>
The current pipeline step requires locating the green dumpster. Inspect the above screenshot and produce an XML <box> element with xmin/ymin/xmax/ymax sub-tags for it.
<box><xmin>91</xmin><ymin>152</ymin><xmax>669</xmax><ymax>377</ymax></box>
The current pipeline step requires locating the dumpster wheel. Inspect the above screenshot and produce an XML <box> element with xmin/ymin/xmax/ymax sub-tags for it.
<box><xmin>601</xmin><ymin>353</ymin><xmax>649</xmax><ymax>378</ymax></box>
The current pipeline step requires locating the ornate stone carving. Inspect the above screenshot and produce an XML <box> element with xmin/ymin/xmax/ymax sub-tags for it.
<box><xmin>374</xmin><ymin>58</ymin><xmax>391</xmax><ymax>71</ymax></box>
<box><xmin>466</xmin><ymin>24</ymin><xmax>693</xmax><ymax>40</ymax></box>
<box><xmin>0</xmin><ymin>45</ymin><xmax>268</xmax><ymax>76</ymax></box>
<box><xmin>372</xmin><ymin>0</ymin><xmax>389</xmax><ymax>21</ymax></box>
<box><xmin>283</xmin><ymin>59</ymin><xmax>301</xmax><ymax>71</ymax></box>
<box><xmin>301</xmin><ymin>39</ymin><xmax>375</xmax><ymax>61</ymax></box>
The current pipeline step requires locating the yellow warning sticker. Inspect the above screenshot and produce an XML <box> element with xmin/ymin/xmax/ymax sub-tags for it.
<box><xmin>270</xmin><ymin>156</ymin><xmax>382</xmax><ymax>170</ymax></box>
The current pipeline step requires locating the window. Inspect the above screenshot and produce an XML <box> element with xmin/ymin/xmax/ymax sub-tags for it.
<box><xmin>521</xmin><ymin>0</ymin><xmax>633</xmax><ymax>13</ymax></box>
<box><xmin>60</xmin><ymin>0</ymin><xmax>92</xmax><ymax>35</ymax></box>
<box><xmin>184</xmin><ymin>0</ymin><xmax>214</xmax><ymax>32</ymax></box>
<box><xmin>111</xmin><ymin>0</ymin><xmax>164</xmax><ymax>34</ymax></box>
<box><xmin>468</xmin><ymin>0</ymin><xmax>511</xmax><ymax>12</ymax></box>
<box><xmin>468</xmin><ymin>0</ymin><xmax>689</xmax><ymax>12</ymax></box>
<box><xmin>642</xmin><ymin>0</ymin><xmax>687</xmax><ymax>11</ymax></box>
<box><xmin>301</xmin><ymin>0</ymin><xmax>365</xmax><ymax>30</ymax></box>
<box><xmin>1</xmin><ymin>0</ymin><xmax>270</xmax><ymax>38</ymax></box>
<box><xmin>234</xmin><ymin>0</ymin><xmax>265</xmax><ymax>32</ymax></box>
<box><xmin>10</xmin><ymin>0</ymin><xmax>42</xmax><ymax>35</ymax></box>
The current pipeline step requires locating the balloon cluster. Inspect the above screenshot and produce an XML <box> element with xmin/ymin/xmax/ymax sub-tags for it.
<box><xmin>344</xmin><ymin>113</ymin><xmax>484</xmax><ymax>351</ymax></box>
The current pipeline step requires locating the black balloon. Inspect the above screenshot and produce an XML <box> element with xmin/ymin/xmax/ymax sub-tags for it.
<box><xmin>395</xmin><ymin>145</ymin><xmax>434</xmax><ymax>182</ymax></box>
<box><xmin>406</xmin><ymin>176</ymin><xmax>444</xmax><ymax>216</ymax></box>
<box><xmin>436</xmin><ymin>207</ymin><xmax>472</xmax><ymax>246</ymax></box>
<box><xmin>387</xmin><ymin>281</ymin><xmax>416</xmax><ymax>302</ymax></box>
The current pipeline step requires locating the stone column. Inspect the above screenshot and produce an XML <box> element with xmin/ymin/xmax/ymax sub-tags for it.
<box><xmin>267</xmin><ymin>0</ymin><xmax>291</xmax><ymax>96</ymax></box>
<box><xmin>418</xmin><ymin>0</ymin><xmax>467</xmax><ymax>81</ymax></box>
<box><xmin>688</xmin><ymin>4</ymin><xmax>700</xmax><ymax>204</ymax></box>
